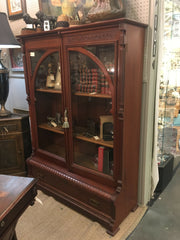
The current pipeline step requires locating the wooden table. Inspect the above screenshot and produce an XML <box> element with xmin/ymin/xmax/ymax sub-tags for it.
<box><xmin>0</xmin><ymin>174</ymin><xmax>37</xmax><ymax>240</ymax></box>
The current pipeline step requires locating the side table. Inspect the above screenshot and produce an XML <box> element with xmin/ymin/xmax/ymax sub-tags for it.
<box><xmin>0</xmin><ymin>114</ymin><xmax>32</xmax><ymax>176</ymax></box>
<box><xmin>0</xmin><ymin>174</ymin><xmax>37</xmax><ymax>240</ymax></box>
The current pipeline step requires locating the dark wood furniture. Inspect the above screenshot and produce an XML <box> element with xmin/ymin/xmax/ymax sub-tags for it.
<box><xmin>19</xmin><ymin>18</ymin><xmax>147</xmax><ymax>235</ymax></box>
<box><xmin>0</xmin><ymin>114</ymin><xmax>32</xmax><ymax>176</ymax></box>
<box><xmin>0</xmin><ymin>174</ymin><xmax>37</xmax><ymax>240</ymax></box>
<box><xmin>155</xmin><ymin>154</ymin><xmax>174</xmax><ymax>193</ymax></box>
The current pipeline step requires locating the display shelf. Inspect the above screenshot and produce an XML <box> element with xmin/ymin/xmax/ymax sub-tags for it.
<box><xmin>74</xmin><ymin>152</ymin><xmax>97</xmax><ymax>170</ymax></box>
<box><xmin>38</xmin><ymin>123</ymin><xmax>64</xmax><ymax>134</ymax></box>
<box><xmin>36</xmin><ymin>88</ymin><xmax>62</xmax><ymax>94</ymax></box>
<box><xmin>74</xmin><ymin>151</ymin><xmax>113</xmax><ymax>176</ymax></box>
<box><xmin>40</xmin><ymin>143</ymin><xmax>66</xmax><ymax>158</ymax></box>
<box><xmin>74</xmin><ymin>92</ymin><xmax>112</xmax><ymax>98</ymax></box>
<box><xmin>74</xmin><ymin>133</ymin><xmax>113</xmax><ymax>148</ymax></box>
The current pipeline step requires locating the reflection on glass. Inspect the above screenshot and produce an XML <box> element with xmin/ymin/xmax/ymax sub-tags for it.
<box><xmin>30</xmin><ymin>50</ymin><xmax>45</xmax><ymax>74</ymax></box>
<box><xmin>35</xmin><ymin>52</ymin><xmax>59</xmax><ymax>90</ymax></box>
<box><xmin>55</xmin><ymin>62</ymin><xmax>62</xmax><ymax>90</ymax></box>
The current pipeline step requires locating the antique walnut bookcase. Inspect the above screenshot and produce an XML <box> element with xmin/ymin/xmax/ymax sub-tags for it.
<box><xmin>19</xmin><ymin>18</ymin><xmax>147</xmax><ymax>235</ymax></box>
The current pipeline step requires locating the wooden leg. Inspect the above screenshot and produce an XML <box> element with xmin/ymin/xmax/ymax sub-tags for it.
<box><xmin>12</xmin><ymin>232</ymin><xmax>17</xmax><ymax>240</ymax></box>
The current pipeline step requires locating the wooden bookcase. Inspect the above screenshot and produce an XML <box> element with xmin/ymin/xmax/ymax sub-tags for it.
<box><xmin>19</xmin><ymin>18</ymin><xmax>147</xmax><ymax>235</ymax></box>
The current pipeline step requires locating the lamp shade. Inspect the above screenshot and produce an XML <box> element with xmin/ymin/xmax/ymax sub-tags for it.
<box><xmin>0</xmin><ymin>12</ymin><xmax>20</xmax><ymax>117</ymax></box>
<box><xmin>0</xmin><ymin>12</ymin><xmax>20</xmax><ymax>48</ymax></box>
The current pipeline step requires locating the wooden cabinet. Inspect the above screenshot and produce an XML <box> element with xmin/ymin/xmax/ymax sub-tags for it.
<box><xmin>19</xmin><ymin>18</ymin><xmax>147</xmax><ymax>235</ymax></box>
<box><xmin>0</xmin><ymin>114</ymin><xmax>31</xmax><ymax>176</ymax></box>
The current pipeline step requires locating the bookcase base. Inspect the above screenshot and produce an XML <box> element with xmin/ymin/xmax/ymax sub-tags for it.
<box><xmin>27</xmin><ymin>157</ymin><xmax>132</xmax><ymax>235</ymax></box>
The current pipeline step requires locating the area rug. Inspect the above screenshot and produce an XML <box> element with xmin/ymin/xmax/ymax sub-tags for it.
<box><xmin>16</xmin><ymin>190</ymin><xmax>147</xmax><ymax>240</ymax></box>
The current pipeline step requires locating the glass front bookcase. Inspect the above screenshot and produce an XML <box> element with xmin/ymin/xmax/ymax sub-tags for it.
<box><xmin>30</xmin><ymin>50</ymin><xmax>66</xmax><ymax>161</ymax></box>
<box><xmin>68</xmin><ymin>44</ymin><xmax>114</xmax><ymax>176</ymax></box>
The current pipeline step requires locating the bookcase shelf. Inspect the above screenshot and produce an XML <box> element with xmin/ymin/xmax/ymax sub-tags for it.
<box><xmin>74</xmin><ymin>134</ymin><xmax>113</xmax><ymax>148</ymax></box>
<box><xmin>38</xmin><ymin>123</ymin><xmax>64</xmax><ymax>134</ymax></box>
<box><xmin>36</xmin><ymin>88</ymin><xmax>62</xmax><ymax>94</ymax></box>
<box><xmin>74</xmin><ymin>152</ymin><xmax>97</xmax><ymax>170</ymax></box>
<box><xmin>40</xmin><ymin>143</ymin><xmax>66</xmax><ymax>158</ymax></box>
<box><xmin>73</xmin><ymin>92</ymin><xmax>112</xmax><ymax>98</ymax></box>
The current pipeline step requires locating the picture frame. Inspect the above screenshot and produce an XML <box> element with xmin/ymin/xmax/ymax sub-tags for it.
<box><xmin>10</xmin><ymin>48</ymin><xmax>24</xmax><ymax>72</ymax></box>
<box><xmin>7</xmin><ymin>0</ymin><xmax>27</xmax><ymax>20</ymax></box>
<box><xmin>38</xmin><ymin>0</ymin><xmax>62</xmax><ymax>17</ymax></box>
<box><xmin>38</xmin><ymin>0</ymin><xmax>94</xmax><ymax>18</ymax></box>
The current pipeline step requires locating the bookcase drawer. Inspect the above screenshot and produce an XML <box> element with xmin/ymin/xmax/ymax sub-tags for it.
<box><xmin>0</xmin><ymin>121</ymin><xmax>19</xmax><ymax>134</ymax></box>
<box><xmin>29</xmin><ymin>162</ymin><xmax>114</xmax><ymax>217</ymax></box>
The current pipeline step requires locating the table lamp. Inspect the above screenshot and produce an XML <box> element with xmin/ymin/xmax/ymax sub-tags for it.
<box><xmin>0</xmin><ymin>12</ymin><xmax>20</xmax><ymax>117</ymax></box>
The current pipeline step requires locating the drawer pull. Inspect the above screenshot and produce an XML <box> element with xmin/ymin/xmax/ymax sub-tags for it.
<box><xmin>89</xmin><ymin>198</ymin><xmax>100</xmax><ymax>207</ymax></box>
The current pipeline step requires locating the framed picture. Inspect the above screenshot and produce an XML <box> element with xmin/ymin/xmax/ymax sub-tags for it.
<box><xmin>10</xmin><ymin>48</ymin><xmax>24</xmax><ymax>72</ymax></box>
<box><xmin>38</xmin><ymin>0</ymin><xmax>62</xmax><ymax>17</ymax></box>
<box><xmin>38</xmin><ymin>0</ymin><xmax>94</xmax><ymax>17</ymax></box>
<box><xmin>7</xmin><ymin>0</ymin><xmax>27</xmax><ymax>20</ymax></box>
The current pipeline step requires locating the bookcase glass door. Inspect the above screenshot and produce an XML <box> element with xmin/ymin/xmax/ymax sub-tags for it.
<box><xmin>31</xmin><ymin>51</ymin><xmax>65</xmax><ymax>160</ymax></box>
<box><xmin>69</xmin><ymin>45</ymin><xmax>114</xmax><ymax>176</ymax></box>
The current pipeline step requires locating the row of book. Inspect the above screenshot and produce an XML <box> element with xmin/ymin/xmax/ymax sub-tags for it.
<box><xmin>97</xmin><ymin>146</ymin><xmax>113</xmax><ymax>175</ymax></box>
<box><xmin>74</xmin><ymin>68</ymin><xmax>111</xmax><ymax>95</ymax></box>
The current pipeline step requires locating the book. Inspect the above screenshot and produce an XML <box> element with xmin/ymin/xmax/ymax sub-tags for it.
<box><xmin>98</xmin><ymin>147</ymin><xmax>113</xmax><ymax>174</ymax></box>
<box><xmin>103</xmin><ymin>149</ymin><xmax>113</xmax><ymax>174</ymax></box>
<box><xmin>98</xmin><ymin>146</ymin><xmax>104</xmax><ymax>172</ymax></box>
<box><xmin>78</xmin><ymin>68</ymin><xmax>101</xmax><ymax>93</ymax></box>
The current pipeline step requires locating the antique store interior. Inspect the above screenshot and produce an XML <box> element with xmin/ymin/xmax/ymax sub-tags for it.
<box><xmin>0</xmin><ymin>0</ymin><xmax>180</xmax><ymax>239</ymax></box>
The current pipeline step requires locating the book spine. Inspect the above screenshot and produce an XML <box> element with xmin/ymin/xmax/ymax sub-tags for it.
<box><xmin>103</xmin><ymin>149</ymin><xmax>113</xmax><ymax>174</ymax></box>
<box><xmin>103</xmin><ymin>149</ymin><xmax>110</xmax><ymax>174</ymax></box>
<box><xmin>98</xmin><ymin>146</ymin><xmax>104</xmax><ymax>172</ymax></box>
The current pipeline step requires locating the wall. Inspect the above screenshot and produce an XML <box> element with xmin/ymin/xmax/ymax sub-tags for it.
<box><xmin>0</xmin><ymin>0</ymin><xmax>39</xmax><ymax>112</ymax></box>
<box><xmin>0</xmin><ymin>0</ymin><xmax>156</xmax><ymax>205</ymax></box>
